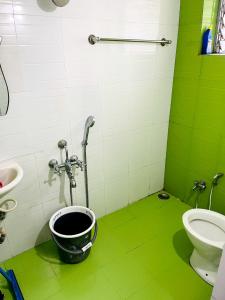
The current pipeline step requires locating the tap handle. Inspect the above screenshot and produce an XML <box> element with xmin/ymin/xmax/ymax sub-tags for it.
<box><xmin>193</xmin><ymin>180</ymin><xmax>199</xmax><ymax>191</ymax></box>
<box><xmin>49</xmin><ymin>159</ymin><xmax>63</xmax><ymax>175</ymax></box>
<box><xmin>76</xmin><ymin>159</ymin><xmax>84</xmax><ymax>171</ymax></box>
<box><xmin>200</xmin><ymin>180</ymin><xmax>207</xmax><ymax>189</ymax></box>
<box><xmin>58</xmin><ymin>139</ymin><xmax>67</xmax><ymax>149</ymax></box>
<box><xmin>70</xmin><ymin>155</ymin><xmax>78</xmax><ymax>163</ymax></box>
<box><xmin>49</xmin><ymin>159</ymin><xmax>58</xmax><ymax>169</ymax></box>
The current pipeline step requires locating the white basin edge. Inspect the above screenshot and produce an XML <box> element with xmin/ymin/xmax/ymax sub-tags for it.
<box><xmin>0</xmin><ymin>163</ymin><xmax>23</xmax><ymax>196</ymax></box>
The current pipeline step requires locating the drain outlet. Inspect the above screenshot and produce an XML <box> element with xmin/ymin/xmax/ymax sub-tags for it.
<box><xmin>158</xmin><ymin>192</ymin><xmax>170</xmax><ymax>200</ymax></box>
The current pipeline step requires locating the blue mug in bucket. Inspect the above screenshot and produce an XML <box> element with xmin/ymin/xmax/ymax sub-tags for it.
<box><xmin>49</xmin><ymin>206</ymin><xmax>98</xmax><ymax>264</ymax></box>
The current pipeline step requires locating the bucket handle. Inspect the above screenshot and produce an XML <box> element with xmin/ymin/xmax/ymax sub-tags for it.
<box><xmin>52</xmin><ymin>221</ymin><xmax>98</xmax><ymax>255</ymax></box>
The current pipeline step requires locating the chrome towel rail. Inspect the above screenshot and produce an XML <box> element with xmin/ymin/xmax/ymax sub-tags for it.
<box><xmin>88</xmin><ymin>34</ymin><xmax>172</xmax><ymax>46</ymax></box>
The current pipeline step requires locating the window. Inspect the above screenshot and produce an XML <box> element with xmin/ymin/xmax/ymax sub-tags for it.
<box><xmin>214</xmin><ymin>0</ymin><xmax>225</xmax><ymax>53</ymax></box>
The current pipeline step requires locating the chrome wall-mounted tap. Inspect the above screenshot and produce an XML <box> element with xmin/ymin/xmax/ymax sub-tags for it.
<box><xmin>192</xmin><ymin>180</ymin><xmax>207</xmax><ymax>209</ymax></box>
<box><xmin>48</xmin><ymin>140</ymin><xmax>84</xmax><ymax>188</ymax></box>
<box><xmin>193</xmin><ymin>180</ymin><xmax>207</xmax><ymax>192</ymax></box>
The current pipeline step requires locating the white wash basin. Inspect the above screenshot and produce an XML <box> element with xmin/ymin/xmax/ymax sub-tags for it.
<box><xmin>0</xmin><ymin>162</ymin><xmax>23</xmax><ymax>197</ymax></box>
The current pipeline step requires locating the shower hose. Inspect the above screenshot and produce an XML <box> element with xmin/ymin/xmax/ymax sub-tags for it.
<box><xmin>208</xmin><ymin>184</ymin><xmax>214</xmax><ymax>210</ymax></box>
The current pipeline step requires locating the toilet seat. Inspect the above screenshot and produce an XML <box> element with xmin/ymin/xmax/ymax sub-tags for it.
<box><xmin>183</xmin><ymin>209</ymin><xmax>225</xmax><ymax>249</ymax></box>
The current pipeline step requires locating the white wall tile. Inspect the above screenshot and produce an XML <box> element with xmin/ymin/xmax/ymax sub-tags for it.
<box><xmin>88</xmin><ymin>187</ymin><xmax>106</xmax><ymax>219</ymax></box>
<box><xmin>0</xmin><ymin>234</ymin><xmax>13</xmax><ymax>261</ymax></box>
<box><xmin>0</xmin><ymin>1</ymin><xmax>13</xmax><ymax>14</ymax></box>
<box><xmin>148</xmin><ymin>124</ymin><xmax>169</xmax><ymax>165</ymax></box>
<box><xmin>0</xmin><ymin>3</ymin><xmax>16</xmax><ymax>44</ymax></box>
<box><xmin>128</xmin><ymin>128</ymin><xmax>150</xmax><ymax>171</ymax></box>
<box><xmin>4</xmin><ymin>203</ymin><xmax>45</xmax><ymax>255</ymax></box>
<box><xmin>0</xmin><ymin>13</ymin><xmax>13</xmax><ymax>24</ymax></box>
<box><xmin>105</xmin><ymin>174</ymin><xmax>129</xmax><ymax>214</ymax></box>
<box><xmin>159</xmin><ymin>0</ymin><xmax>180</xmax><ymax>25</ymax></box>
<box><xmin>101</xmin><ymin>82</ymin><xmax>129</xmax><ymax>136</ymax></box>
<box><xmin>102</xmin><ymin>133</ymin><xmax>129</xmax><ymax>180</ymax></box>
<box><xmin>43</xmin><ymin>197</ymin><xmax>66</xmax><ymax>223</ymax></box>
<box><xmin>149</xmin><ymin>160</ymin><xmax>165</xmax><ymax>194</ymax></box>
<box><xmin>0</xmin><ymin>0</ymin><xmax>179</xmax><ymax>261</ymax></box>
<box><xmin>128</xmin><ymin>166</ymin><xmax>150</xmax><ymax>204</ymax></box>
<box><xmin>0</xmin><ymin>46</ymin><xmax>24</xmax><ymax>93</ymax></box>
<box><xmin>14</xmin><ymin>15</ymin><xmax>63</xmax><ymax>45</ymax></box>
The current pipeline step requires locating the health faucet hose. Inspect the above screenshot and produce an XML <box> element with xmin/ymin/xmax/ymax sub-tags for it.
<box><xmin>209</xmin><ymin>173</ymin><xmax>224</xmax><ymax>210</ymax></box>
<box><xmin>82</xmin><ymin>116</ymin><xmax>95</xmax><ymax>208</ymax></box>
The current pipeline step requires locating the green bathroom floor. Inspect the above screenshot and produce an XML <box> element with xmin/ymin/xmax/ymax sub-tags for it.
<box><xmin>0</xmin><ymin>193</ymin><xmax>212</xmax><ymax>299</ymax></box>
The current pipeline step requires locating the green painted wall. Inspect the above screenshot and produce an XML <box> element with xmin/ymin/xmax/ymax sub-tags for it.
<box><xmin>165</xmin><ymin>0</ymin><xmax>225</xmax><ymax>214</ymax></box>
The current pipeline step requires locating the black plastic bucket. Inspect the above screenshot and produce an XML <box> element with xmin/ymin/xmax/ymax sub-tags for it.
<box><xmin>49</xmin><ymin>206</ymin><xmax>98</xmax><ymax>264</ymax></box>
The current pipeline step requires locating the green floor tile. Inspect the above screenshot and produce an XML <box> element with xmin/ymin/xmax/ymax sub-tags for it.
<box><xmin>101</xmin><ymin>208</ymin><xmax>135</xmax><ymax>229</ymax></box>
<box><xmin>109</xmin><ymin>218</ymin><xmax>150</xmax><ymax>252</ymax></box>
<box><xmin>127</xmin><ymin>194</ymin><xmax>165</xmax><ymax>218</ymax></box>
<box><xmin>4</xmin><ymin>247</ymin><xmax>55</xmax><ymax>281</ymax></box>
<box><xmin>1</xmin><ymin>194</ymin><xmax>212</xmax><ymax>300</ymax></box>
<box><xmin>127</xmin><ymin>279</ymin><xmax>174</xmax><ymax>300</ymax></box>
<box><xmin>153</xmin><ymin>264</ymin><xmax>212</xmax><ymax>300</ymax></box>
<box><xmin>55</xmin><ymin>270</ymin><xmax>121</xmax><ymax>300</ymax></box>
<box><xmin>21</xmin><ymin>276</ymin><xmax>61</xmax><ymax>300</ymax></box>
<box><xmin>102</xmin><ymin>252</ymin><xmax>151</xmax><ymax>298</ymax></box>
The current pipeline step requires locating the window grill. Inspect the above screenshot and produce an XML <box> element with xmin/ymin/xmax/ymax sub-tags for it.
<box><xmin>214</xmin><ymin>0</ymin><xmax>225</xmax><ymax>53</ymax></box>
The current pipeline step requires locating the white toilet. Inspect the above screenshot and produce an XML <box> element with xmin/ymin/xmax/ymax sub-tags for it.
<box><xmin>182</xmin><ymin>208</ymin><xmax>225</xmax><ymax>285</ymax></box>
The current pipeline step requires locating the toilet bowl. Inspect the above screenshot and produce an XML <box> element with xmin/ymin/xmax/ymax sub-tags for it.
<box><xmin>182</xmin><ymin>209</ymin><xmax>225</xmax><ymax>285</ymax></box>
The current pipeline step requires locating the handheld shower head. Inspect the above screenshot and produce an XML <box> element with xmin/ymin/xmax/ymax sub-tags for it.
<box><xmin>52</xmin><ymin>0</ymin><xmax>70</xmax><ymax>7</ymax></box>
<box><xmin>82</xmin><ymin>116</ymin><xmax>95</xmax><ymax>146</ymax></box>
<box><xmin>86</xmin><ymin>115</ymin><xmax>95</xmax><ymax>128</ymax></box>
<box><xmin>212</xmin><ymin>173</ymin><xmax>224</xmax><ymax>186</ymax></box>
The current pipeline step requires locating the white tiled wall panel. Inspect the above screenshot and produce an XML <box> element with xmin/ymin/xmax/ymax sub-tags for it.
<box><xmin>0</xmin><ymin>0</ymin><xmax>180</xmax><ymax>261</ymax></box>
